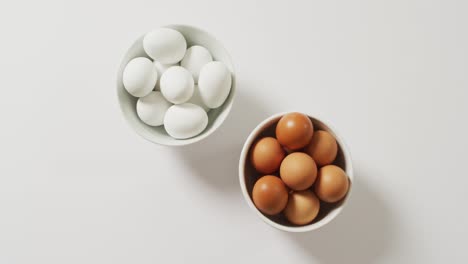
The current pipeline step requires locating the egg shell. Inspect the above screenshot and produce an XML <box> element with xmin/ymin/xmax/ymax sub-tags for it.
<box><xmin>122</xmin><ymin>57</ymin><xmax>158</xmax><ymax>97</ymax></box>
<box><xmin>305</xmin><ymin>130</ymin><xmax>338</xmax><ymax>166</ymax></box>
<box><xmin>284</xmin><ymin>190</ymin><xmax>320</xmax><ymax>225</ymax></box>
<box><xmin>252</xmin><ymin>175</ymin><xmax>288</xmax><ymax>215</ymax></box>
<box><xmin>198</xmin><ymin>61</ymin><xmax>232</xmax><ymax>108</ymax></box>
<box><xmin>181</xmin><ymin>45</ymin><xmax>213</xmax><ymax>83</ymax></box>
<box><xmin>280</xmin><ymin>152</ymin><xmax>317</xmax><ymax>191</ymax></box>
<box><xmin>136</xmin><ymin>91</ymin><xmax>172</xmax><ymax>126</ymax></box>
<box><xmin>314</xmin><ymin>165</ymin><xmax>349</xmax><ymax>203</ymax></box>
<box><xmin>164</xmin><ymin>103</ymin><xmax>208</xmax><ymax>139</ymax></box>
<box><xmin>160</xmin><ymin>66</ymin><xmax>194</xmax><ymax>104</ymax></box>
<box><xmin>143</xmin><ymin>28</ymin><xmax>187</xmax><ymax>64</ymax></box>
<box><xmin>276</xmin><ymin>113</ymin><xmax>314</xmax><ymax>150</ymax></box>
<box><xmin>154</xmin><ymin>61</ymin><xmax>177</xmax><ymax>90</ymax></box>
<box><xmin>250</xmin><ymin>137</ymin><xmax>285</xmax><ymax>174</ymax></box>
<box><xmin>187</xmin><ymin>85</ymin><xmax>210</xmax><ymax>112</ymax></box>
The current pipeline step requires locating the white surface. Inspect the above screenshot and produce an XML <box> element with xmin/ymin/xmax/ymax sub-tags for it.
<box><xmin>0</xmin><ymin>0</ymin><xmax>467</xmax><ymax>263</ymax></box>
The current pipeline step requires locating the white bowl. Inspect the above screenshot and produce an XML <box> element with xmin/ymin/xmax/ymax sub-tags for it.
<box><xmin>117</xmin><ymin>25</ymin><xmax>236</xmax><ymax>146</ymax></box>
<box><xmin>239</xmin><ymin>112</ymin><xmax>354</xmax><ymax>232</ymax></box>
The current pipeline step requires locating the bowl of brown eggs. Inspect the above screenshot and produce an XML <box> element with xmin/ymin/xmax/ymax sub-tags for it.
<box><xmin>239</xmin><ymin>112</ymin><xmax>353</xmax><ymax>232</ymax></box>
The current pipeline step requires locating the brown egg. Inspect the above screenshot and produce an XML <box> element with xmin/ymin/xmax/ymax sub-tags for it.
<box><xmin>252</xmin><ymin>175</ymin><xmax>288</xmax><ymax>215</ymax></box>
<box><xmin>314</xmin><ymin>165</ymin><xmax>349</xmax><ymax>203</ymax></box>
<box><xmin>305</xmin><ymin>130</ymin><xmax>338</xmax><ymax>166</ymax></box>
<box><xmin>276</xmin><ymin>113</ymin><xmax>314</xmax><ymax>150</ymax></box>
<box><xmin>280</xmin><ymin>152</ymin><xmax>317</xmax><ymax>190</ymax></box>
<box><xmin>250</xmin><ymin>137</ymin><xmax>285</xmax><ymax>174</ymax></box>
<box><xmin>284</xmin><ymin>190</ymin><xmax>320</xmax><ymax>225</ymax></box>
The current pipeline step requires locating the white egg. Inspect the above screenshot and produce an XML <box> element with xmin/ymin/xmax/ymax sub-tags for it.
<box><xmin>143</xmin><ymin>28</ymin><xmax>187</xmax><ymax>64</ymax></box>
<box><xmin>160</xmin><ymin>66</ymin><xmax>194</xmax><ymax>104</ymax></box>
<box><xmin>154</xmin><ymin>61</ymin><xmax>177</xmax><ymax>90</ymax></box>
<box><xmin>122</xmin><ymin>57</ymin><xmax>157</xmax><ymax>97</ymax></box>
<box><xmin>136</xmin><ymin>91</ymin><xmax>172</xmax><ymax>126</ymax></box>
<box><xmin>187</xmin><ymin>85</ymin><xmax>210</xmax><ymax>112</ymax></box>
<box><xmin>198</xmin><ymin>61</ymin><xmax>232</xmax><ymax>108</ymax></box>
<box><xmin>164</xmin><ymin>103</ymin><xmax>208</xmax><ymax>139</ymax></box>
<box><xmin>180</xmin><ymin>45</ymin><xmax>213</xmax><ymax>83</ymax></box>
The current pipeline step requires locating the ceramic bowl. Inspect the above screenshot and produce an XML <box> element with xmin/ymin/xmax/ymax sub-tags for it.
<box><xmin>239</xmin><ymin>112</ymin><xmax>354</xmax><ymax>232</ymax></box>
<box><xmin>117</xmin><ymin>24</ymin><xmax>236</xmax><ymax>146</ymax></box>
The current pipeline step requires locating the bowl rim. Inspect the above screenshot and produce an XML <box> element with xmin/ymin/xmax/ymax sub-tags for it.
<box><xmin>238</xmin><ymin>112</ymin><xmax>354</xmax><ymax>232</ymax></box>
<box><xmin>116</xmin><ymin>24</ymin><xmax>236</xmax><ymax>147</ymax></box>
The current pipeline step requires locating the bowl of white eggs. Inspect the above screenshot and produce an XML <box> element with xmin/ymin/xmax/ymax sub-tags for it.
<box><xmin>117</xmin><ymin>24</ymin><xmax>236</xmax><ymax>146</ymax></box>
